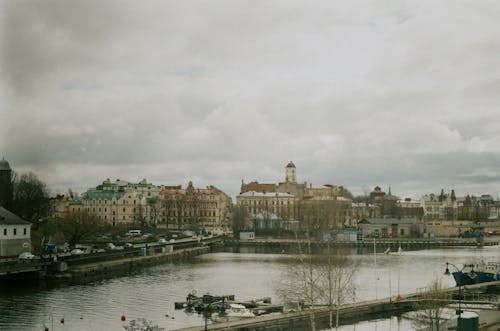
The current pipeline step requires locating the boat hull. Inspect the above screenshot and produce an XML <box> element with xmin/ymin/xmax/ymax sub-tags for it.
<box><xmin>452</xmin><ymin>271</ymin><xmax>500</xmax><ymax>287</ymax></box>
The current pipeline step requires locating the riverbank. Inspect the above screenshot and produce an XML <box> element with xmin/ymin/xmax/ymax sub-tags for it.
<box><xmin>44</xmin><ymin>246</ymin><xmax>210</xmax><ymax>285</ymax></box>
<box><xmin>226</xmin><ymin>236</ymin><xmax>500</xmax><ymax>254</ymax></box>
<box><xmin>1</xmin><ymin>246</ymin><xmax>498</xmax><ymax>331</ymax></box>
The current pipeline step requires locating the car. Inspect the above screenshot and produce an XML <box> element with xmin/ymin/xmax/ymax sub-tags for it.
<box><xmin>169</xmin><ymin>239</ymin><xmax>176</xmax><ymax>243</ymax></box>
<box><xmin>125</xmin><ymin>230</ymin><xmax>142</xmax><ymax>237</ymax></box>
<box><xmin>70</xmin><ymin>249</ymin><xmax>84</xmax><ymax>255</ymax></box>
<box><xmin>124</xmin><ymin>243</ymin><xmax>134</xmax><ymax>249</ymax></box>
<box><xmin>158</xmin><ymin>238</ymin><xmax>167</xmax><ymax>244</ymax></box>
<box><xmin>18</xmin><ymin>252</ymin><xmax>36</xmax><ymax>260</ymax></box>
<box><xmin>106</xmin><ymin>243</ymin><xmax>117</xmax><ymax>250</ymax></box>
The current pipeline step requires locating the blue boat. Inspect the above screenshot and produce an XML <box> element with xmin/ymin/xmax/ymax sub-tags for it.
<box><xmin>447</xmin><ymin>261</ymin><xmax>500</xmax><ymax>286</ymax></box>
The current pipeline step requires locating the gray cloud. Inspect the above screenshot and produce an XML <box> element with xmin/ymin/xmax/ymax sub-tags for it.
<box><xmin>1</xmin><ymin>0</ymin><xmax>500</xmax><ymax>199</ymax></box>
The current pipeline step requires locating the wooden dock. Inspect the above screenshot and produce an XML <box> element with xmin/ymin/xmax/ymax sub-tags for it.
<box><xmin>173</xmin><ymin>281</ymin><xmax>500</xmax><ymax>331</ymax></box>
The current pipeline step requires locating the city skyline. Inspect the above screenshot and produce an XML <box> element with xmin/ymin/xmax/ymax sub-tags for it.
<box><xmin>2</xmin><ymin>1</ymin><xmax>500</xmax><ymax>200</ymax></box>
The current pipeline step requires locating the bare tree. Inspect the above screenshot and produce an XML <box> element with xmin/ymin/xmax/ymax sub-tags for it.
<box><xmin>412</xmin><ymin>278</ymin><xmax>451</xmax><ymax>331</ymax></box>
<box><xmin>276</xmin><ymin>201</ymin><xmax>358</xmax><ymax>331</ymax></box>
<box><xmin>276</xmin><ymin>238</ymin><xmax>323</xmax><ymax>331</ymax></box>
<box><xmin>320</xmin><ymin>251</ymin><xmax>358</xmax><ymax>330</ymax></box>
<box><xmin>230</xmin><ymin>204</ymin><xmax>250</xmax><ymax>236</ymax></box>
<box><xmin>12</xmin><ymin>172</ymin><xmax>52</xmax><ymax>226</ymax></box>
<box><xmin>57</xmin><ymin>211</ymin><xmax>100</xmax><ymax>247</ymax></box>
<box><xmin>162</xmin><ymin>196</ymin><xmax>176</xmax><ymax>229</ymax></box>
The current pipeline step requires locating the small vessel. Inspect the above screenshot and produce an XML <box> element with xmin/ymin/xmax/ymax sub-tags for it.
<box><xmin>447</xmin><ymin>261</ymin><xmax>500</xmax><ymax>286</ymax></box>
<box><xmin>211</xmin><ymin>303</ymin><xmax>255</xmax><ymax>323</ymax></box>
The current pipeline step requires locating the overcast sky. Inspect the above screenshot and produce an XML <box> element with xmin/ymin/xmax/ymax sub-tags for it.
<box><xmin>1</xmin><ymin>0</ymin><xmax>500</xmax><ymax>200</ymax></box>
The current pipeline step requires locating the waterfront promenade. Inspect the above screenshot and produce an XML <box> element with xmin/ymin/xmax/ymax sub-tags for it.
<box><xmin>0</xmin><ymin>236</ymin><xmax>222</xmax><ymax>283</ymax></box>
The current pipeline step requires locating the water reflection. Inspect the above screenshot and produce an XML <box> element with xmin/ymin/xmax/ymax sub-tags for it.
<box><xmin>0</xmin><ymin>245</ymin><xmax>497</xmax><ymax>331</ymax></box>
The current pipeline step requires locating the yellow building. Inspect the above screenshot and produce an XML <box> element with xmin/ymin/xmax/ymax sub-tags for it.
<box><xmin>236</xmin><ymin>191</ymin><xmax>296</xmax><ymax>221</ymax></box>
<box><xmin>158</xmin><ymin>181</ymin><xmax>231</xmax><ymax>229</ymax></box>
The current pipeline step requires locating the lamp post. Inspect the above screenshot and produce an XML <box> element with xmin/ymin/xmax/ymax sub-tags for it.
<box><xmin>444</xmin><ymin>262</ymin><xmax>463</xmax><ymax>318</ymax></box>
<box><xmin>200</xmin><ymin>295</ymin><xmax>224</xmax><ymax>331</ymax></box>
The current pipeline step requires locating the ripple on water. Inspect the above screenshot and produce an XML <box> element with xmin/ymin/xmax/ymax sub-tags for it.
<box><xmin>0</xmin><ymin>246</ymin><xmax>498</xmax><ymax>330</ymax></box>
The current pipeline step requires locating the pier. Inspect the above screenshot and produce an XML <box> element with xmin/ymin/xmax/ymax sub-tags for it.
<box><xmin>0</xmin><ymin>236</ymin><xmax>224</xmax><ymax>284</ymax></box>
<box><xmin>227</xmin><ymin>237</ymin><xmax>500</xmax><ymax>254</ymax></box>
<box><xmin>173</xmin><ymin>281</ymin><xmax>500</xmax><ymax>331</ymax></box>
<box><xmin>0</xmin><ymin>258</ymin><xmax>52</xmax><ymax>276</ymax></box>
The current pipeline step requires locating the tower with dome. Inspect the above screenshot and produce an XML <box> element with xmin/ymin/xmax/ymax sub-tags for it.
<box><xmin>0</xmin><ymin>158</ymin><xmax>13</xmax><ymax>210</ymax></box>
<box><xmin>285</xmin><ymin>161</ymin><xmax>296</xmax><ymax>183</ymax></box>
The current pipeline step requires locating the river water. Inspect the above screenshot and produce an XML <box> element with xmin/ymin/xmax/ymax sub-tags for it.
<box><xmin>0</xmin><ymin>245</ymin><xmax>499</xmax><ymax>331</ymax></box>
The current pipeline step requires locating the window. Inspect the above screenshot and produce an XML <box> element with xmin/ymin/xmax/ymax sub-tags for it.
<box><xmin>23</xmin><ymin>228</ymin><xmax>27</xmax><ymax>235</ymax></box>
<box><xmin>13</xmin><ymin>228</ymin><xmax>17</xmax><ymax>236</ymax></box>
<box><xmin>3</xmin><ymin>229</ymin><xmax>6</xmax><ymax>236</ymax></box>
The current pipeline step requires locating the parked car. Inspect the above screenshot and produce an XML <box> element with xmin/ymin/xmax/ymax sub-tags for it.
<box><xmin>158</xmin><ymin>238</ymin><xmax>167</xmax><ymax>244</ymax></box>
<box><xmin>124</xmin><ymin>243</ymin><xmax>134</xmax><ymax>249</ymax></box>
<box><xmin>125</xmin><ymin>230</ymin><xmax>142</xmax><ymax>237</ymax></box>
<box><xmin>70</xmin><ymin>249</ymin><xmax>84</xmax><ymax>255</ymax></box>
<box><xmin>18</xmin><ymin>252</ymin><xmax>36</xmax><ymax>260</ymax></box>
<box><xmin>106</xmin><ymin>243</ymin><xmax>117</xmax><ymax>250</ymax></box>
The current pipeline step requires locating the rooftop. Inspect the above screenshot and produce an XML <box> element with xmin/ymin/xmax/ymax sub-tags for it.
<box><xmin>238</xmin><ymin>191</ymin><xmax>294</xmax><ymax>197</ymax></box>
<box><xmin>0</xmin><ymin>158</ymin><xmax>11</xmax><ymax>171</ymax></box>
<box><xmin>0</xmin><ymin>207</ymin><xmax>31</xmax><ymax>225</ymax></box>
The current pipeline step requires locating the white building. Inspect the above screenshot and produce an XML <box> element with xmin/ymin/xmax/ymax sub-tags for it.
<box><xmin>0</xmin><ymin>207</ymin><xmax>32</xmax><ymax>257</ymax></box>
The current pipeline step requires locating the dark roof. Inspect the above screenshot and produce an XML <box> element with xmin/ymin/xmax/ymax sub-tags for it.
<box><xmin>0</xmin><ymin>207</ymin><xmax>31</xmax><ymax>225</ymax></box>
<box><xmin>240</xmin><ymin>182</ymin><xmax>277</xmax><ymax>194</ymax></box>
<box><xmin>0</xmin><ymin>158</ymin><xmax>11</xmax><ymax>171</ymax></box>
<box><xmin>286</xmin><ymin>161</ymin><xmax>296</xmax><ymax>168</ymax></box>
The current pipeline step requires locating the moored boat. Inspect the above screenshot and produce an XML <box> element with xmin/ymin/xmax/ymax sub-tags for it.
<box><xmin>211</xmin><ymin>303</ymin><xmax>255</xmax><ymax>323</ymax></box>
<box><xmin>446</xmin><ymin>261</ymin><xmax>500</xmax><ymax>286</ymax></box>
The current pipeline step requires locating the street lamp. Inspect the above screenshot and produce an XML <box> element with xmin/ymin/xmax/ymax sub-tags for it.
<box><xmin>444</xmin><ymin>262</ymin><xmax>463</xmax><ymax>318</ymax></box>
<box><xmin>200</xmin><ymin>295</ymin><xmax>225</xmax><ymax>331</ymax></box>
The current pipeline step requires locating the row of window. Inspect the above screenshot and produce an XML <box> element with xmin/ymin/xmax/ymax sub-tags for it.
<box><xmin>239</xmin><ymin>200</ymin><xmax>292</xmax><ymax>206</ymax></box>
<box><xmin>2</xmin><ymin>227</ymin><xmax>28</xmax><ymax>237</ymax></box>
<box><xmin>72</xmin><ymin>207</ymin><xmax>221</xmax><ymax>220</ymax></box>
<box><xmin>89</xmin><ymin>199</ymin><xmax>138</xmax><ymax>205</ymax></box>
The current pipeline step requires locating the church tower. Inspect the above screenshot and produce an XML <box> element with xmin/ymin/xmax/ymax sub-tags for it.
<box><xmin>285</xmin><ymin>161</ymin><xmax>296</xmax><ymax>183</ymax></box>
<box><xmin>0</xmin><ymin>158</ymin><xmax>13</xmax><ymax>210</ymax></box>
